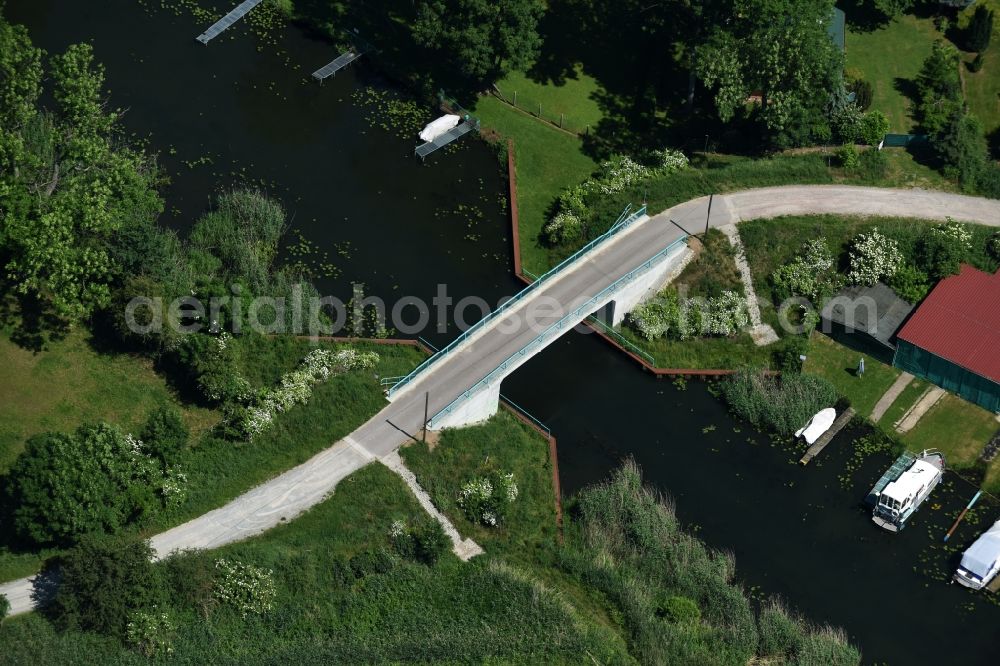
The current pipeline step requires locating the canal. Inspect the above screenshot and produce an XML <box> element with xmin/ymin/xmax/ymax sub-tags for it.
<box><xmin>7</xmin><ymin>1</ymin><xmax>1000</xmax><ymax>663</ymax></box>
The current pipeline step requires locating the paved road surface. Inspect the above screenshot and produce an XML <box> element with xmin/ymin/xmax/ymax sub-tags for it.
<box><xmin>3</xmin><ymin>186</ymin><xmax>999</xmax><ymax>615</ymax></box>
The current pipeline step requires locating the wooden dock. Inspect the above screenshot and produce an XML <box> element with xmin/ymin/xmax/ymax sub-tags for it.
<box><xmin>987</xmin><ymin>574</ymin><xmax>1000</xmax><ymax>594</ymax></box>
<box><xmin>415</xmin><ymin>120</ymin><xmax>478</xmax><ymax>160</ymax></box>
<box><xmin>799</xmin><ymin>408</ymin><xmax>856</xmax><ymax>465</ymax></box>
<box><xmin>312</xmin><ymin>50</ymin><xmax>364</xmax><ymax>81</ymax></box>
<box><xmin>196</xmin><ymin>0</ymin><xmax>264</xmax><ymax>44</ymax></box>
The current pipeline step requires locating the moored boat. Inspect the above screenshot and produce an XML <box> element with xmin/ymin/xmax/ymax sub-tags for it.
<box><xmin>954</xmin><ymin>520</ymin><xmax>1000</xmax><ymax>590</ymax></box>
<box><xmin>866</xmin><ymin>449</ymin><xmax>945</xmax><ymax>532</ymax></box>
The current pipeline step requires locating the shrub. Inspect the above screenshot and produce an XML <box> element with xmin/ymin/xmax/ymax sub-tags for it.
<box><xmin>850</xmin><ymin>79</ymin><xmax>873</xmax><ymax>111</ymax></box>
<box><xmin>139</xmin><ymin>406</ymin><xmax>189</xmax><ymax>464</ymax></box>
<box><xmin>989</xmin><ymin>231</ymin><xmax>1000</xmax><ymax>261</ymax></box>
<box><xmin>888</xmin><ymin>263</ymin><xmax>932</xmax><ymax>303</ymax></box>
<box><xmin>542</xmin><ymin>211</ymin><xmax>583</xmax><ymax>246</ymax></box>
<box><xmin>457</xmin><ymin>470</ymin><xmax>518</xmax><ymax>527</ymax></box>
<box><xmin>837</xmin><ymin>143</ymin><xmax>859</xmax><ymax>169</ymax></box>
<box><xmin>628</xmin><ymin>292</ymin><xmax>680</xmax><ymax>340</ymax></box>
<box><xmin>859</xmin><ymin>110</ymin><xmax>889</xmax><ymax>146</ymax></box>
<box><xmin>966</xmin><ymin>5</ymin><xmax>994</xmax><ymax>53</ymax></box>
<box><xmin>126</xmin><ymin>607</ymin><xmax>175</xmax><ymax>657</ymax></box>
<box><xmin>213</xmin><ymin>559</ymin><xmax>276</xmax><ymax>617</ymax></box>
<box><xmin>0</xmin><ymin>593</ymin><xmax>9</xmax><ymax>623</ymax></box>
<box><xmin>847</xmin><ymin>228</ymin><xmax>902</xmax><ymax>285</ymax></box>
<box><xmin>705</xmin><ymin>290</ymin><xmax>750</xmax><ymax>336</ymax></box>
<box><xmin>4</xmin><ymin>423</ymin><xmax>168</xmax><ymax>546</ymax></box>
<box><xmin>162</xmin><ymin>550</ymin><xmax>216</xmax><ymax>617</ymax></box>
<box><xmin>831</xmin><ymin>105</ymin><xmax>863</xmax><ymax>144</ymax></box>
<box><xmin>662</xmin><ymin>595</ymin><xmax>701</xmax><ymax>624</ymax></box>
<box><xmin>390</xmin><ymin>518</ymin><xmax>450</xmax><ymax>565</ymax></box>
<box><xmin>935</xmin><ymin>113</ymin><xmax>988</xmax><ymax>191</ymax></box>
<box><xmin>721</xmin><ymin>370</ymin><xmax>839</xmax><ymax>436</ymax></box>
<box><xmin>771</xmin><ymin>238</ymin><xmax>839</xmax><ymax>301</ymax></box>
<box><xmin>595</xmin><ymin>155</ymin><xmax>649</xmax><ymax>194</ymax></box>
<box><xmin>49</xmin><ymin>533</ymin><xmax>163</xmax><ymax>638</ymax></box>
<box><xmin>969</xmin><ymin>52</ymin><xmax>985</xmax><ymax>73</ymax></box>
<box><xmin>650</xmin><ymin>147</ymin><xmax>690</xmax><ymax>173</ymax></box>
<box><xmin>917</xmin><ymin>222</ymin><xmax>970</xmax><ymax>280</ymax></box>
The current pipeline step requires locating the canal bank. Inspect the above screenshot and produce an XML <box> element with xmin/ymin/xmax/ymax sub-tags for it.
<box><xmin>5</xmin><ymin>1</ymin><xmax>1000</xmax><ymax>664</ymax></box>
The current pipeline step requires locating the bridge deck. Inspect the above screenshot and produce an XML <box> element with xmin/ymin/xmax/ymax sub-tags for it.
<box><xmin>312</xmin><ymin>50</ymin><xmax>363</xmax><ymax>80</ymax></box>
<box><xmin>196</xmin><ymin>0</ymin><xmax>264</xmax><ymax>44</ymax></box>
<box><xmin>415</xmin><ymin>121</ymin><xmax>477</xmax><ymax>159</ymax></box>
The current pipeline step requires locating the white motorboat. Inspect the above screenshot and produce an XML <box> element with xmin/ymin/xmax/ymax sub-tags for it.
<box><xmin>955</xmin><ymin>520</ymin><xmax>1000</xmax><ymax>590</ymax></box>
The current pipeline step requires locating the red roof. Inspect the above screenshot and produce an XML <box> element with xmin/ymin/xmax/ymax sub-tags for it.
<box><xmin>896</xmin><ymin>265</ymin><xmax>1000</xmax><ymax>384</ymax></box>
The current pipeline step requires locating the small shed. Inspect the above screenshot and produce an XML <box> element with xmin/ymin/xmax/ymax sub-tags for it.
<box><xmin>893</xmin><ymin>265</ymin><xmax>1000</xmax><ymax>413</ymax></box>
<box><xmin>820</xmin><ymin>282</ymin><xmax>914</xmax><ymax>363</ymax></box>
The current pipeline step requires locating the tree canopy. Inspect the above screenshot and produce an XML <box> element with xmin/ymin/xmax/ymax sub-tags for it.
<box><xmin>412</xmin><ymin>0</ymin><xmax>544</xmax><ymax>84</ymax></box>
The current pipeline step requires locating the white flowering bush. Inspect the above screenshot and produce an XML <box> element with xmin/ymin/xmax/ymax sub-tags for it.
<box><xmin>234</xmin><ymin>347</ymin><xmax>380</xmax><ymax>440</ymax></box>
<box><xmin>628</xmin><ymin>294</ymin><xmax>680</xmax><ymax>340</ymax></box>
<box><xmin>596</xmin><ymin>155</ymin><xmax>649</xmax><ymax>194</ymax></box>
<box><xmin>214</xmin><ymin>559</ymin><xmax>276</xmax><ymax>617</ymax></box>
<box><xmin>705</xmin><ymin>290</ymin><xmax>750</xmax><ymax>336</ymax></box>
<box><xmin>847</xmin><ymin>228</ymin><xmax>902</xmax><ymax>286</ymax></box>
<box><xmin>543</xmin><ymin>211</ymin><xmax>584</xmax><ymax>245</ymax></box>
<box><xmin>126</xmin><ymin>607</ymin><xmax>175</xmax><ymax>657</ymax></box>
<box><xmin>160</xmin><ymin>467</ymin><xmax>189</xmax><ymax>508</ymax></box>
<box><xmin>771</xmin><ymin>238</ymin><xmax>841</xmax><ymax>300</ymax></box>
<box><xmin>932</xmin><ymin>220</ymin><xmax>972</xmax><ymax>252</ymax></box>
<box><xmin>651</xmin><ymin>148</ymin><xmax>689</xmax><ymax>173</ymax></box>
<box><xmin>457</xmin><ymin>471</ymin><xmax>518</xmax><ymax>527</ymax></box>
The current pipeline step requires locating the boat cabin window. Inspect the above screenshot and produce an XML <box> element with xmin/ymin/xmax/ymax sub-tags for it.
<box><xmin>879</xmin><ymin>495</ymin><xmax>900</xmax><ymax>510</ymax></box>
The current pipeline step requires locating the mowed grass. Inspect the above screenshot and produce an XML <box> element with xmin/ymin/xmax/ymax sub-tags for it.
<box><xmin>493</xmin><ymin>65</ymin><xmax>605</xmax><ymax>134</ymax></box>
<box><xmin>846</xmin><ymin>14</ymin><xmax>942</xmax><ymax>132</ymax></box>
<box><xmin>959</xmin><ymin>0</ymin><xmax>1000</xmax><ymax>138</ymax></box>
<box><xmin>901</xmin><ymin>393</ymin><xmax>999</xmax><ymax>471</ymax></box>
<box><xmin>0</xmin><ymin>329</ymin><xmax>218</xmax><ymax>474</ymax></box>
<box><xmin>877</xmin><ymin>376</ymin><xmax>929</xmax><ymax>428</ymax></box>
<box><xmin>400</xmin><ymin>410</ymin><xmax>558</xmax><ymax>559</ymax></box>
<box><xmin>802</xmin><ymin>331</ymin><xmax>901</xmax><ymax>416</ymax></box>
<box><xmin>474</xmin><ymin>95</ymin><xmax>597</xmax><ymax>276</ymax></box>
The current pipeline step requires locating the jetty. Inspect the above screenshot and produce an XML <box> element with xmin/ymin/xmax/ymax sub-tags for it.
<box><xmin>415</xmin><ymin>118</ymin><xmax>479</xmax><ymax>160</ymax></box>
<box><xmin>196</xmin><ymin>0</ymin><xmax>264</xmax><ymax>45</ymax></box>
<box><xmin>799</xmin><ymin>407</ymin><xmax>856</xmax><ymax>465</ymax></box>
<box><xmin>312</xmin><ymin>50</ymin><xmax>364</xmax><ymax>81</ymax></box>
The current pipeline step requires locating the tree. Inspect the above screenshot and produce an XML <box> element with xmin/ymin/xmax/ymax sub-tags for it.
<box><xmin>935</xmin><ymin>112</ymin><xmax>987</xmax><ymax>191</ymax></box>
<box><xmin>1</xmin><ymin>33</ymin><xmax>163</xmax><ymax>322</ymax></box>
<box><xmin>3</xmin><ymin>423</ymin><xmax>165</xmax><ymax>546</ymax></box>
<box><xmin>914</xmin><ymin>41</ymin><xmax>962</xmax><ymax>135</ymax></box>
<box><xmin>0</xmin><ymin>593</ymin><xmax>9</xmax><ymax>624</ymax></box>
<box><xmin>966</xmin><ymin>5</ymin><xmax>994</xmax><ymax>53</ymax></box>
<box><xmin>412</xmin><ymin>0</ymin><xmax>543</xmax><ymax>84</ymax></box>
<box><xmin>49</xmin><ymin>533</ymin><xmax>163</xmax><ymax>638</ymax></box>
<box><xmin>696</xmin><ymin>0</ymin><xmax>843</xmax><ymax>147</ymax></box>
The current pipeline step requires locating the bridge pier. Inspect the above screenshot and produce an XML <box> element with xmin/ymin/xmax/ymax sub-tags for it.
<box><xmin>429</xmin><ymin>383</ymin><xmax>501</xmax><ymax>430</ymax></box>
<box><xmin>606</xmin><ymin>242</ymin><xmax>693</xmax><ymax>326</ymax></box>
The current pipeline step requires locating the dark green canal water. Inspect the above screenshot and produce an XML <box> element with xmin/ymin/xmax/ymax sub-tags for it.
<box><xmin>7</xmin><ymin>1</ymin><xmax>1000</xmax><ymax>663</ymax></box>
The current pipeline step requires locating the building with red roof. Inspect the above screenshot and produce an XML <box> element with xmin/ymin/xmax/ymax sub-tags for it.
<box><xmin>893</xmin><ymin>265</ymin><xmax>1000</xmax><ymax>413</ymax></box>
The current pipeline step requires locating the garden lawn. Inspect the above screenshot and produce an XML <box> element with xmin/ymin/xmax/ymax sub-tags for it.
<box><xmin>493</xmin><ymin>65</ymin><xmax>605</xmax><ymax>134</ymax></box>
<box><xmin>876</xmin><ymin>376</ymin><xmax>929</xmax><ymax>428</ymax></box>
<box><xmin>473</xmin><ymin>95</ymin><xmax>597</xmax><ymax>276</ymax></box>
<box><xmin>901</xmin><ymin>393</ymin><xmax>999</xmax><ymax>476</ymax></box>
<box><xmin>846</xmin><ymin>14</ymin><xmax>942</xmax><ymax>132</ymax></box>
<box><xmin>958</xmin><ymin>0</ymin><xmax>1000</xmax><ymax>138</ymax></box>
<box><xmin>802</xmin><ymin>332</ymin><xmax>901</xmax><ymax>417</ymax></box>
<box><xmin>0</xmin><ymin>329</ymin><xmax>218</xmax><ymax>474</ymax></box>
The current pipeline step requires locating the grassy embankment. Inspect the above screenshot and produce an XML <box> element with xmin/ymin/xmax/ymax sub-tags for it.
<box><xmin>0</xmin><ymin>332</ymin><xmax>425</xmax><ymax>582</ymax></box>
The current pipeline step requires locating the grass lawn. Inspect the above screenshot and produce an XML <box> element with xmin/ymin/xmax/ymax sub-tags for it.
<box><xmin>803</xmin><ymin>332</ymin><xmax>901</xmax><ymax>416</ymax></box>
<box><xmin>959</xmin><ymin>0</ymin><xmax>1000</xmax><ymax>138</ymax></box>
<box><xmin>876</xmin><ymin>376</ymin><xmax>929</xmax><ymax>428</ymax></box>
<box><xmin>846</xmin><ymin>14</ymin><xmax>942</xmax><ymax>132</ymax></box>
<box><xmin>473</xmin><ymin>95</ymin><xmax>598</xmax><ymax>277</ymax></box>
<box><xmin>399</xmin><ymin>410</ymin><xmax>559</xmax><ymax>559</ymax></box>
<box><xmin>901</xmin><ymin>393</ymin><xmax>999</xmax><ymax>472</ymax></box>
<box><xmin>493</xmin><ymin>65</ymin><xmax>605</xmax><ymax>134</ymax></box>
<box><xmin>0</xmin><ymin>329</ymin><xmax>218</xmax><ymax>474</ymax></box>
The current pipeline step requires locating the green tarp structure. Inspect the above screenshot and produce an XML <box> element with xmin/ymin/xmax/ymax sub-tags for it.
<box><xmin>893</xmin><ymin>340</ymin><xmax>1000</xmax><ymax>413</ymax></box>
<box><xmin>828</xmin><ymin>8</ymin><xmax>846</xmax><ymax>52</ymax></box>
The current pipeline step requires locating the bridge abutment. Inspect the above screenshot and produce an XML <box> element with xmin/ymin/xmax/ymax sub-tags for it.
<box><xmin>429</xmin><ymin>382</ymin><xmax>502</xmax><ymax>430</ymax></box>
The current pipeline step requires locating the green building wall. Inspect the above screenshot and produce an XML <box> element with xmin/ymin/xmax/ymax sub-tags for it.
<box><xmin>893</xmin><ymin>340</ymin><xmax>1000</xmax><ymax>413</ymax></box>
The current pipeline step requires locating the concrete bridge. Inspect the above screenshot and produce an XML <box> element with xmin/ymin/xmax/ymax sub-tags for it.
<box><xmin>4</xmin><ymin>185</ymin><xmax>1000</xmax><ymax>616</ymax></box>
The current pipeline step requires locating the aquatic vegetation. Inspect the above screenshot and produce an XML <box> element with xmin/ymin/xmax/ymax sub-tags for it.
<box><xmin>352</xmin><ymin>86</ymin><xmax>429</xmax><ymax>141</ymax></box>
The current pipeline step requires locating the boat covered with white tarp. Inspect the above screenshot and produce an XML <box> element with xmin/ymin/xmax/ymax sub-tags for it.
<box><xmin>955</xmin><ymin>520</ymin><xmax>1000</xmax><ymax>590</ymax></box>
<box><xmin>419</xmin><ymin>114</ymin><xmax>461</xmax><ymax>142</ymax></box>
<box><xmin>795</xmin><ymin>408</ymin><xmax>837</xmax><ymax>445</ymax></box>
